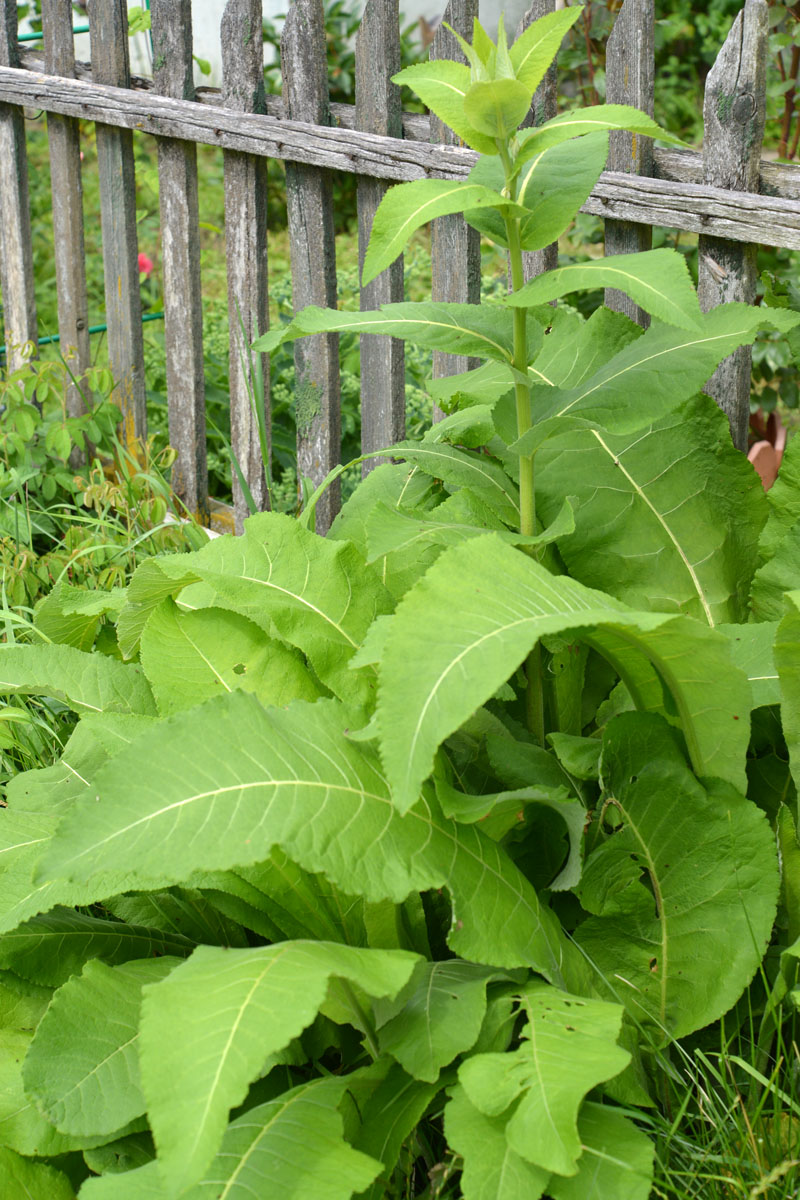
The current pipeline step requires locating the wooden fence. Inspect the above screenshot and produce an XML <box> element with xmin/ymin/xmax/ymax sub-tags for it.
<box><xmin>0</xmin><ymin>0</ymin><xmax>797</xmax><ymax>533</ymax></box>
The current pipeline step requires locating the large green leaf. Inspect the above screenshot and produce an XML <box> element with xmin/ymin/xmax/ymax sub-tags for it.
<box><xmin>466</xmin><ymin>133</ymin><xmax>610</xmax><ymax>253</ymax></box>
<box><xmin>375</xmin><ymin>535</ymin><xmax>751</xmax><ymax>813</ymax></box>
<box><xmin>22</xmin><ymin>957</ymin><xmax>177</xmax><ymax>1136</ymax></box>
<box><xmin>534</xmin><ymin>395</ymin><xmax>767</xmax><ymax>625</ymax></box>
<box><xmin>37</xmin><ymin>695</ymin><xmax>581</xmax><ymax>986</ymax></box>
<box><xmin>546</xmin><ymin>1102</ymin><xmax>654</xmax><ymax>1200</ymax></box>
<box><xmin>139</xmin><ymin>941</ymin><xmax>417</xmax><ymax>1193</ymax></box>
<box><xmin>515</xmin><ymin>104</ymin><xmax>683</xmax><ymax>164</ymax></box>
<box><xmin>445</xmin><ymin>1084</ymin><xmax>550</xmax><ymax>1199</ymax></box>
<box><xmin>347</xmin><ymin>1063</ymin><xmax>441</xmax><ymax>1200</ymax></box>
<box><xmin>388</xmin><ymin>443</ymin><xmax>521</xmax><ymax>526</ymax></box>
<box><xmin>0</xmin><ymin>909</ymin><xmax>192</xmax><ymax>987</ymax></box>
<box><xmin>360</xmin><ymin>180</ymin><xmax>527</xmax><ymax>284</ymax></box>
<box><xmin>119</xmin><ymin>513</ymin><xmax>392</xmax><ymax>708</ymax></box>
<box><xmin>776</xmin><ymin>591</ymin><xmax>800</xmax><ymax>790</ymax></box>
<box><xmin>391</xmin><ymin>61</ymin><xmax>496</xmax><ymax>155</ymax></box>
<box><xmin>718</xmin><ymin>621</ymin><xmax>780</xmax><ymax>709</ymax></box>
<box><xmin>253</xmin><ymin>301</ymin><xmax>531</xmax><ymax>367</ymax></box>
<box><xmin>0</xmin><ymin>644</ymin><xmax>155</xmax><ymax>716</ymax></box>
<box><xmin>376</xmin><ymin>960</ymin><xmax>502</xmax><ymax>1082</ymax></box>
<box><xmin>140</xmin><ymin>600</ymin><xmax>319</xmax><ymax>715</ymax></box>
<box><xmin>509</xmin><ymin>249</ymin><xmax>702</xmax><ymax>331</ymax></box>
<box><xmin>458</xmin><ymin>982</ymin><xmax>628</xmax><ymax>1176</ymax></box>
<box><xmin>0</xmin><ymin>1145</ymin><xmax>75</xmax><ymax>1200</ymax></box>
<box><xmin>574</xmin><ymin>713</ymin><xmax>778</xmax><ymax>1040</ymax></box>
<box><xmin>758</xmin><ymin>431</ymin><xmax>800</xmax><ymax>563</ymax></box>
<box><xmin>750</xmin><ymin>523</ymin><xmax>800</xmax><ymax>620</ymax></box>
<box><xmin>0</xmin><ymin>970</ymin><xmax>52</xmax><ymax>1032</ymax></box>
<box><xmin>513</xmin><ymin>304</ymin><xmax>800</xmax><ymax>455</ymax></box>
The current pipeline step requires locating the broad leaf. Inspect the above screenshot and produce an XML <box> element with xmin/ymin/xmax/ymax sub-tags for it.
<box><xmin>389</xmin><ymin>442</ymin><xmax>521</xmax><ymax>526</ymax></box>
<box><xmin>391</xmin><ymin>61</ymin><xmax>496</xmax><ymax>154</ymax></box>
<box><xmin>140</xmin><ymin>600</ymin><xmax>319</xmax><ymax>715</ymax></box>
<box><xmin>458</xmin><ymin>982</ymin><xmax>628</xmax><ymax>1176</ymax></box>
<box><xmin>546</xmin><ymin>1102</ymin><xmax>654</xmax><ymax>1200</ymax></box>
<box><xmin>121</xmin><ymin>513</ymin><xmax>392</xmax><ymax>708</ymax></box>
<box><xmin>33</xmin><ymin>580</ymin><xmax>124</xmax><ymax>650</ymax></box>
<box><xmin>0</xmin><ymin>970</ymin><xmax>52</xmax><ymax>1032</ymax></box>
<box><xmin>377</xmin><ymin>960</ymin><xmax>502</xmax><ymax>1081</ymax></box>
<box><xmin>750</xmin><ymin>523</ymin><xmax>800</xmax><ymax>620</ymax></box>
<box><xmin>0</xmin><ymin>643</ymin><xmax>155</xmax><ymax>716</ymax></box>
<box><xmin>758</xmin><ymin>431</ymin><xmax>800</xmax><ymax>563</ymax></box>
<box><xmin>515</xmin><ymin>104</ymin><xmax>684</xmax><ymax>164</ymax></box>
<box><xmin>0</xmin><ymin>1145</ymin><xmax>75</xmax><ymax>1200</ymax></box>
<box><xmin>375</xmin><ymin>535</ymin><xmax>751</xmax><ymax>813</ymax></box>
<box><xmin>466</xmin><ymin>133</ymin><xmax>610</xmax><ymax>252</ymax></box>
<box><xmin>718</xmin><ymin>621</ymin><xmax>780</xmax><ymax>709</ymax></box>
<box><xmin>0</xmin><ymin>908</ymin><xmax>192</xmax><ymax>987</ymax></box>
<box><xmin>776</xmin><ymin>591</ymin><xmax>800</xmax><ymax>791</ymax></box>
<box><xmin>509</xmin><ymin>249</ymin><xmax>702</xmax><ymax>331</ymax></box>
<box><xmin>446</xmin><ymin>1084</ymin><xmax>550</xmax><ymax>1200</ymax></box>
<box><xmin>253</xmin><ymin>301</ymin><xmax>531</xmax><ymax>367</ymax></box>
<box><xmin>514</xmin><ymin>305</ymin><xmax>800</xmax><ymax>455</ymax></box>
<box><xmin>139</xmin><ymin>941</ymin><xmax>417</xmax><ymax>1193</ymax></box>
<box><xmin>534</xmin><ymin>395</ymin><xmax>767</xmax><ymax>625</ymax></box>
<box><xmin>574</xmin><ymin>713</ymin><xmax>778</xmax><ymax>1039</ymax></box>
<box><xmin>37</xmin><ymin>694</ymin><xmax>582</xmax><ymax>986</ymax></box>
<box><xmin>347</xmin><ymin>1063</ymin><xmax>441</xmax><ymax>1200</ymax></box>
<box><xmin>23</xmin><ymin>957</ymin><xmax>177</xmax><ymax>1136</ymax></box>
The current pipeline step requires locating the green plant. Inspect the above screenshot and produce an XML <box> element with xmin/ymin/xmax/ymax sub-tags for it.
<box><xmin>3</xmin><ymin>9</ymin><xmax>800</xmax><ymax>1198</ymax></box>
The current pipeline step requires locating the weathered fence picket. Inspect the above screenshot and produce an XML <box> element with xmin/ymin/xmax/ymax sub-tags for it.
<box><xmin>152</xmin><ymin>0</ymin><xmax>208</xmax><ymax>519</ymax></box>
<box><xmin>222</xmin><ymin>0</ymin><xmax>270</xmax><ymax>532</ymax></box>
<box><xmin>282</xmin><ymin>0</ymin><xmax>341</xmax><ymax>533</ymax></box>
<box><xmin>0</xmin><ymin>0</ymin><xmax>36</xmax><ymax>373</ymax></box>
<box><xmin>0</xmin><ymin>0</ymin><xmax>798</xmax><ymax>527</ymax></box>
<box><xmin>698</xmin><ymin>0</ymin><xmax>769</xmax><ymax>452</ymax></box>
<box><xmin>89</xmin><ymin>0</ymin><xmax>146</xmax><ymax>445</ymax></box>
<box><xmin>42</xmin><ymin>0</ymin><xmax>90</xmax><ymax>430</ymax></box>
<box><xmin>604</xmin><ymin>0</ymin><xmax>655</xmax><ymax>327</ymax></box>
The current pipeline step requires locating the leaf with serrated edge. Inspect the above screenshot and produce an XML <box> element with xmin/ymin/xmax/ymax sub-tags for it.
<box><xmin>574</xmin><ymin>713</ymin><xmax>778</xmax><ymax>1039</ymax></box>
<box><xmin>139</xmin><ymin>941</ymin><xmax>416</xmax><ymax>1193</ymax></box>
<box><xmin>445</xmin><ymin>1084</ymin><xmax>550</xmax><ymax>1200</ymax></box>
<box><xmin>23</xmin><ymin>957</ymin><xmax>177</xmax><ymax>1136</ymax></box>
<box><xmin>376</xmin><ymin>535</ymin><xmax>751</xmax><ymax>813</ymax></box>
<box><xmin>459</xmin><ymin>982</ymin><xmax>628</xmax><ymax>1176</ymax></box>
<box><xmin>508</xmin><ymin>250</ymin><xmax>702</xmax><ymax>331</ymax></box>
<box><xmin>37</xmin><ymin>695</ymin><xmax>581</xmax><ymax>987</ymax></box>
<box><xmin>0</xmin><ymin>644</ymin><xmax>155</xmax><ymax>716</ymax></box>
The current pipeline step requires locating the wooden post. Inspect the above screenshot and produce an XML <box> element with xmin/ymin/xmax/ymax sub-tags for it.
<box><xmin>152</xmin><ymin>0</ymin><xmax>209</xmax><ymax>521</ymax></box>
<box><xmin>42</xmin><ymin>0</ymin><xmax>91</xmax><ymax>431</ymax></box>
<box><xmin>430</xmin><ymin>0</ymin><xmax>481</xmax><ymax>390</ymax></box>
<box><xmin>356</xmin><ymin>0</ymin><xmax>405</xmax><ymax>474</ymax></box>
<box><xmin>604</xmin><ymin>0</ymin><xmax>655</xmax><ymax>327</ymax></box>
<box><xmin>516</xmin><ymin>0</ymin><xmax>558</xmax><ymax>284</ymax></box>
<box><xmin>0</xmin><ymin>0</ymin><xmax>37</xmax><ymax>371</ymax></box>
<box><xmin>222</xmin><ymin>0</ymin><xmax>270</xmax><ymax>533</ymax></box>
<box><xmin>88</xmin><ymin>0</ymin><xmax>147</xmax><ymax>445</ymax></box>
<box><xmin>282</xmin><ymin>0</ymin><xmax>341</xmax><ymax>533</ymax></box>
<box><xmin>698</xmin><ymin>0</ymin><xmax>769</xmax><ymax>452</ymax></box>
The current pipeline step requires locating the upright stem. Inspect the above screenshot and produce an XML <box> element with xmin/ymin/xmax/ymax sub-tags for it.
<box><xmin>500</xmin><ymin>140</ymin><xmax>544</xmax><ymax>746</ymax></box>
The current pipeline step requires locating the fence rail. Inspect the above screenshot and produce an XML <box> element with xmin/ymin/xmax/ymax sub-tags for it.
<box><xmin>0</xmin><ymin>0</ymin><xmax>793</xmax><ymax>530</ymax></box>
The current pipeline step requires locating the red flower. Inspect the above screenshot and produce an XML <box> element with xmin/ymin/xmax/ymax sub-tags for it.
<box><xmin>138</xmin><ymin>252</ymin><xmax>154</xmax><ymax>278</ymax></box>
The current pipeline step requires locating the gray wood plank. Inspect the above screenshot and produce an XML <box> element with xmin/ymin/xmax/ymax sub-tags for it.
<box><xmin>88</xmin><ymin>0</ymin><xmax>146</xmax><ymax>444</ymax></box>
<box><xmin>604</xmin><ymin>0</ymin><xmax>654</xmax><ymax>327</ymax></box>
<box><xmin>516</xmin><ymin>1</ymin><xmax>558</xmax><ymax>284</ymax></box>
<box><xmin>42</xmin><ymin>0</ymin><xmax>90</xmax><ymax>434</ymax></box>
<box><xmin>282</xmin><ymin>0</ymin><xmax>341</xmax><ymax>533</ymax></box>
<box><xmin>152</xmin><ymin>0</ymin><xmax>208</xmax><ymax>520</ymax></box>
<box><xmin>0</xmin><ymin>0</ymin><xmax>37</xmax><ymax>371</ymax></box>
<box><xmin>429</xmin><ymin>0</ymin><xmax>480</xmax><ymax>390</ymax></box>
<box><xmin>698</xmin><ymin>0</ymin><xmax>768</xmax><ymax>451</ymax></box>
<box><xmin>356</xmin><ymin>0</ymin><xmax>404</xmax><ymax>473</ymax></box>
<box><xmin>7</xmin><ymin>67</ymin><xmax>800</xmax><ymax>247</ymax></box>
<box><xmin>221</xmin><ymin>0</ymin><xmax>270</xmax><ymax>532</ymax></box>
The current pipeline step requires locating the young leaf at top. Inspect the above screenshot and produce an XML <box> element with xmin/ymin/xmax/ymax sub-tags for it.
<box><xmin>463</xmin><ymin>77</ymin><xmax>532</xmax><ymax>139</ymax></box>
<box><xmin>139</xmin><ymin>941</ymin><xmax>418</xmax><ymax>1194</ymax></box>
<box><xmin>508</xmin><ymin>5</ymin><xmax>583</xmax><ymax>92</ymax></box>
<box><xmin>508</xmin><ymin>249</ymin><xmax>703</xmax><ymax>332</ymax></box>
<box><xmin>458</xmin><ymin>982</ymin><xmax>629</xmax><ymax>1176</ymax></box>
<box><xmin>574</xmin><ymin>713</ymin><xmax>779</xmax><ymax>1040</ymax></box>
<box><xmin>391</xmin><ymin>61</ymin><xmax>496</xmax><ymax>155</ymax></box>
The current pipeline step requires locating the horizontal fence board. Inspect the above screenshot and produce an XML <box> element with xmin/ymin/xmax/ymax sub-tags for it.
<box><xmin>5</xmin><ymin>65</ymin><xmax>800</xmax><ymax>250</ymax></box>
